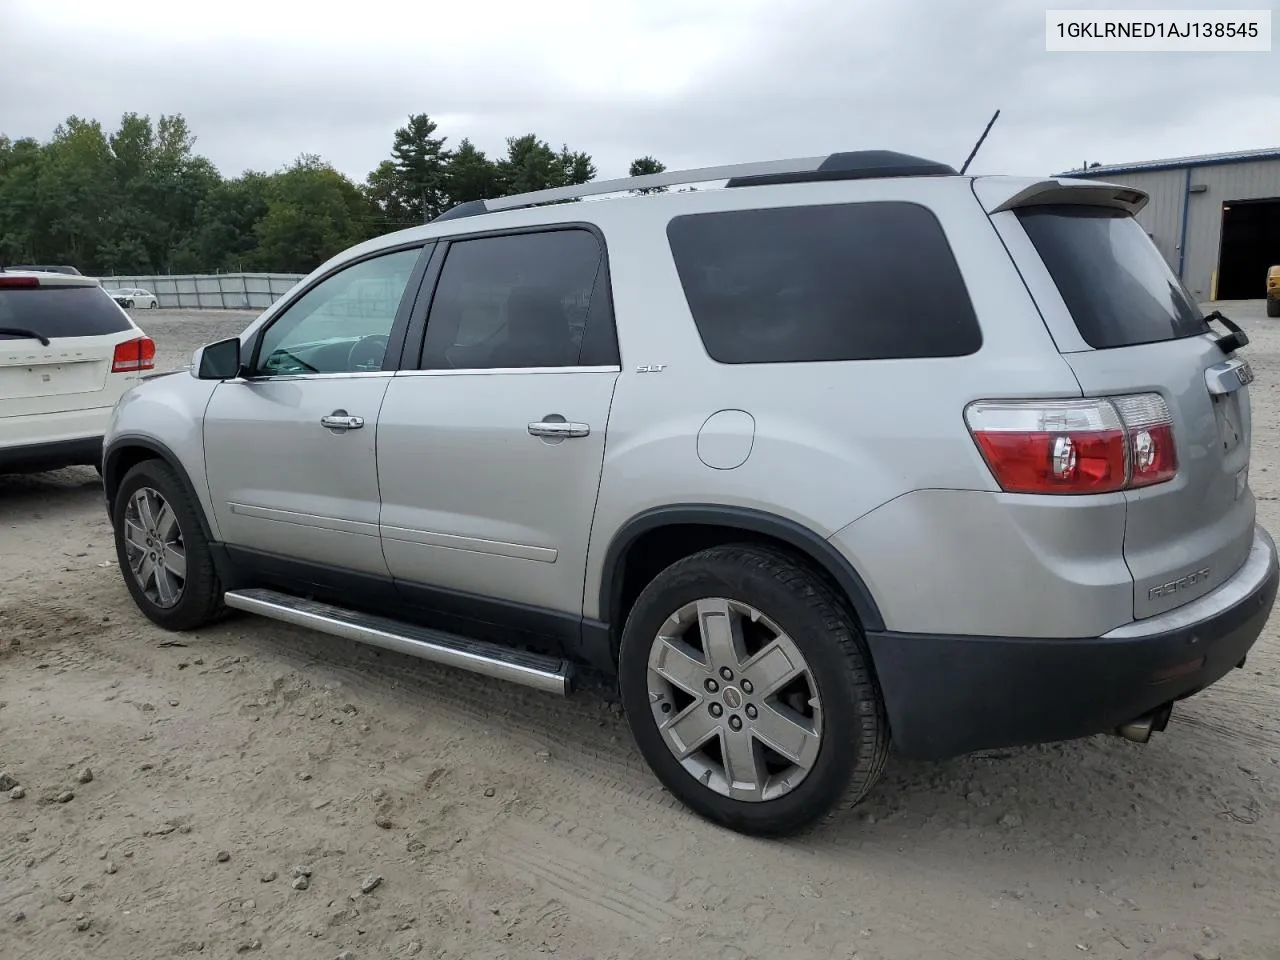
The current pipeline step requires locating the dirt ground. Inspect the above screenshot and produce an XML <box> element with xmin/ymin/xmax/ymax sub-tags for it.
<box><xmin>3</xmin><ymin>305</ymin><xmax>1279</xmax><ymax>960</ymax></box>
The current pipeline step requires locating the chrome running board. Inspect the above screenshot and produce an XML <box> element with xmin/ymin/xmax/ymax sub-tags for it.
<box><xmin>223</xmin><ymin>588</ymin><xmax>573</xmax><ymax>696</ymax></box>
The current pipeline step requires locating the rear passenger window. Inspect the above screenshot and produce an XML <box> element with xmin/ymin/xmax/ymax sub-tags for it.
<box><xmin>667</xmin><ymin>202</ymin><xmax>981</xmax><ymax>364</ymax></box>
<box><xmin>0</xmin><ymin>285</ymin><xmax>133</xmax><ymax>339</ymax></box>
<box><xmin>420</xmin><ymin>229</ymin><xmax>617</xmax><ymax>370</ymax></box>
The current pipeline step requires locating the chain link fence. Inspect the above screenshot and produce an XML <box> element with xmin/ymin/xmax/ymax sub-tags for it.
<box><xmin>99</xmin><ymin>273</ymin><xmax>307</xmax><ymax>311</ymax></box>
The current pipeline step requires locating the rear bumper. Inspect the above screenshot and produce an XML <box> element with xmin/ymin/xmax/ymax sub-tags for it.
<box><xmin>0</xmin><ymin>435</ymin><xmax>103</xmax><ymax>473</ymax></box>
<box><xmin>0</xmin><ymin>405</ymin><xmax>113</xmax><ymax>447</ymax></box>
<box><xmin>866</xmin><ymin>524</ymin><xmax>1278</xmax><ymax>760</ymax></box>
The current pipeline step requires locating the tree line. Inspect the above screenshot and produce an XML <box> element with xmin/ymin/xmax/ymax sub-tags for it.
<box><xmin>0</xmin><ymin>112</ymin><xmax>667</xmax><ymax>276</ymax></box>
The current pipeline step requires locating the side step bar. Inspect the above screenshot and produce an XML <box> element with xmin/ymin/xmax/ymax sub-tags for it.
<box><xmin>223</xmin><ymin>588</ymin><xmax>574</xmax><ymax>696</ymax></box>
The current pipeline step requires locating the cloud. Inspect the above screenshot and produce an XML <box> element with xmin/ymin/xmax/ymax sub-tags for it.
<box><xmin>1</xmin><ymin>0</ymin><xmax>1276</xmax><ymax>185</ymax></box>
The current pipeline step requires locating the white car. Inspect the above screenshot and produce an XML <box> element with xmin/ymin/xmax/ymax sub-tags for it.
<box><xmin>0</xmin><ymin>270</ymin><xmax>156</xmax><ymax>473</ymax></box>
<box><xmin>110</xmin><ymin>287</ymin><xmax>160</xmax><ymax>309</ymax></box>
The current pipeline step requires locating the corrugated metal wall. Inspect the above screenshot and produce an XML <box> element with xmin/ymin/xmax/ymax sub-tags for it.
<box><xmin>1112</xmin><ymin>168</ymin><xmax>1186</xmax><ymax>267</ymax></box>
<box><xmin>100</xmin><ymin>273</ymin><xmax>305</xmax><ymax>310</ymax></box>
<box><xmin>1184</xmin><ymin>160</ymin><xmax>1280</xmax><ymax>299</ymax></box>
<box><xmin>1075</xmin><ymin>159</ymin><xmax>1280</xmax><ymax>300</ymax></box>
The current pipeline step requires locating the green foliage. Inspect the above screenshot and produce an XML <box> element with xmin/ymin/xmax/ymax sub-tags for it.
<box><xmin>495</xmin><ymin>134</ymin><xmax>597</xmax><ymax>196</ymax></box>
<box><xmin>251</xmin><ymin>155</ymin><xmax>374</xmax><ymax>274</ymax></box>
<box><xmin>388</xmin><ymin>114</ymin><xmax>451</xmax><ymax>222</ymax></box>
<box><xmin>0</xmin><ymin>110</ymin><xmax>643</xmax><ymax>275</ymax></box>
<box><xmin>628</xmin><ymin>155</ymin><xmax>667</xmax><ymax>194</ymax></box>
<box><xmin>445</xmin><ymin>139</ymin><xmax>499</xmax><ymax>207</ymax></box>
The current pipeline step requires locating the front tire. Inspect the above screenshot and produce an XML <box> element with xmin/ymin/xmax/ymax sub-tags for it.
<box><xmin>1268</xmin><ymin>299</ymin><xmax>1280</xmax><ymax>318</ymax></box>
<box><xmin>617</xmin><ymin>544</ymin><xmax>889</xmax><ymax>836</ymax></box>
<box><xmin>112</xmin><ymin>459</ymin><xmax>224</xmax><ymax>630</ymax></box>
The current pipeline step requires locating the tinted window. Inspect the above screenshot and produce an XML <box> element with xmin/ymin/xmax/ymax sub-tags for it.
<box><xmin>1017</xmin><ymin>206</ymin><xmax>1209</xmax><ymax>349</ymax></box>
<box><xmin>421</xmin><ymin>229</ymin><xmax>616</xmax><ymax>370</ymax></box>
<box><xmin>666</xmin><ymin>202</ymin><xmax>981</xmax><ymax>364</ymax></box>
<box><xmin>254</xmin><ymin>247</ymin><xmax>421</xmax><ymax>376</ymax></box>
<box><xmin>0</xmin><ymin>286</ymin><xmax>133</xmax><ymax>339</ymax></box>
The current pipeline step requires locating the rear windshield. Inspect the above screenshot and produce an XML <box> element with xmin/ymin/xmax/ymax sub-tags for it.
<box><xmin>667</xmin><ymin>201</ymin><xmax>982</xmax><ymax>364</ymax></box>
<box><xmin>0</xmin><ymin>285</ymin><xmax>133</xmax><ymax>339</ymax></box>
<box><xmin>1016</xmin><ymin>206</ymin><xmax>1209</xmax><ymax>349</ymax></box>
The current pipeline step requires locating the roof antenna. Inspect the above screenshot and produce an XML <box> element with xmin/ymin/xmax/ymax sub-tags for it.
<box><xmin>958</xmin><ymin>109</ymin><xmax>1001</xmax><ymax>175</ymax></box>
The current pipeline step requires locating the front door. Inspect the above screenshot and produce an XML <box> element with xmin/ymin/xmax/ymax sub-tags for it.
<box><xmin>203</xmin><ymin>245</ymin><xmax>425</xmax><ymax>577</ymax></box>
<box><xmin>377</xmin><ymin>228</ymin><xmax>621</xmax><ymax>623</ymax></box>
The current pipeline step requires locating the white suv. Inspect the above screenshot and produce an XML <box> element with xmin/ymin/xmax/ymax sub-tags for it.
<box><xmin>1</xmin><ymin>270</ymin><xmax>156</xmax><ymax>474</ymax></box>
<box><xmin>101</xmin><ymin>151</ymin><xmax>1277</xmax><ymax>836</ymax></box>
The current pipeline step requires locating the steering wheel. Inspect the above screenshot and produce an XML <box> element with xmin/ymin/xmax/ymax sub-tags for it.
<box><xmin>347</xmin><ymin>334</ymin><xmax>390</xmax><ymax>372</ymax></box>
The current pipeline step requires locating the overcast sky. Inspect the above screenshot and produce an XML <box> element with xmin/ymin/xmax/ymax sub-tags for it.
<box><xmin>1</xmin><ymin>0</ymin><xmax>1276</xmax><ymax>184</ymax></box>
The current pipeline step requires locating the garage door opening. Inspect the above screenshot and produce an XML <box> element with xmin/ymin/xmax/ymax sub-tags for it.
<box><xmin>1217</xmin><ymin>197</ymin><xmax>1280</xmax><ymax>300</ymax></box>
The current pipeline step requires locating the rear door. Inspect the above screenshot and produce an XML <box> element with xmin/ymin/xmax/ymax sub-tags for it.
<box><xmin>377</xmin><ymin>226</ymin><xmax>620</xmax><ymax>624</ymax></box>
<box><xmin>998</xmin><ymin>200</ymin><xmax>1253</xmax><ymax>619</ymax></box>
<box><xmin>0</xmin><ymin>276</ymin><xmax>140</xmax><ymax>423</ymax></box>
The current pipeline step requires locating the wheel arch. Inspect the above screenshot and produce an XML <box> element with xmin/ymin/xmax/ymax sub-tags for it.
<box><xmin>103</xmin><ymin>435</ymin><xmax>216</xmax><ymax>542</ymax></box>
<box><xmin>598</xmin><ymin>505</ymin><xmax>886</xmax><ymax>643</ymax></box>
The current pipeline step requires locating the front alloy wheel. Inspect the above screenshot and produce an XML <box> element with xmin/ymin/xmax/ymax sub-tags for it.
<box><xmin>112</xmin><ymin>459</ymin><xmax>225</xmax><ymax>631</ymax></box>
<box><xmin>647</xmin><ymin>598</ymin><xmax>822</xmax><ymax>802</ymax></box>
<box><xmin>122</xmin><ymin>486</ymin><xmax>187</xmax><ymax>608</ymax></box>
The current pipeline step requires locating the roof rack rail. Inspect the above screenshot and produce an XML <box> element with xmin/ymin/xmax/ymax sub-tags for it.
<box><xmin>431</xmin><ymin>150</ymin><xmax>957</xmax><ymax>223</ymax></box>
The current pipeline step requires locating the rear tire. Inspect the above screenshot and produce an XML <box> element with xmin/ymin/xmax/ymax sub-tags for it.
<box><xmin>1267</xmin><ymin>299</ymin><xmax>1280</xmax><ymax>318</ymax></box>
<box><xmin>617</xmin><ymin>544</ymin><xmax>890</xmax><ymax>836</ymax></box>
<box><xmin>112</xmin><ymin>459</ymin><xmax>225</xmax><ymax>631</ymax></box>
<box><xmin>149</xmin><ymin>300</ymin><xmax>159</xmax><ymax>309</ymax></box>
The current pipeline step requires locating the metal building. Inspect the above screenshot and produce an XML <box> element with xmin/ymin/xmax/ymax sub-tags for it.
<box><xmin>1056</xmin><ymin>148</ymin><xmax>1280</xmax><ymax>302</ymax></box>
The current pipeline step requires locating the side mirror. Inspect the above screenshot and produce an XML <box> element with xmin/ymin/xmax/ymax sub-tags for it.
<box><xmin>193</xmin><ymin>337</ymin><xmax>243</xmax><ymax>380</ymax></box>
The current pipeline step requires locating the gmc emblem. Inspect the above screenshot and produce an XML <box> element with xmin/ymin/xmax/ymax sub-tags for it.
<box><xmin>1148</xmin><ymin>568</ymin><xmax>1210</xmax><ymax>600</ymax></box>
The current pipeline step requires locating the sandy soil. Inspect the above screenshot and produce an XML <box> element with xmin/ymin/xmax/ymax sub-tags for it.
<box><xmin>3</xmin><ymin>305</ymin><xmax>1279</xmax><ymax>960</ymax></box>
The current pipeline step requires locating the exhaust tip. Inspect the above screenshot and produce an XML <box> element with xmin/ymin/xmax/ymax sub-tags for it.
<box><xmin>1115</xmin><ymin>703</ymin><xmax>1173</xmax><ymax>744</ymax></box>
<box><xmin>1116</xmin><ymin>716</ymin><xmax>1155</xmax><ymax>743</ymax></box>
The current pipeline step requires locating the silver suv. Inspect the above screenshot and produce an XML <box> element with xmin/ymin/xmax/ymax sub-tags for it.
<box><xmin>102</xmin><ymin>150</ymin><xmax>1279</xmax><ymax>836</ymax></box>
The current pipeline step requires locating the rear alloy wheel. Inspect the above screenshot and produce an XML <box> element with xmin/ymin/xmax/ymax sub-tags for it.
<box><xmin>647</xmin><ymin>597</ymin><xmax>822</xmax><ymax>801</ymax></box>
<box><xmin>618</xmin><ymin>545</ymin><xmax>890</xmax><ymax>836</ymax></box>
<box><xmin>113</xmin><ymin>460</ymin><xmax>225</xmax><ymax>630</ymax></box>
<box><xmin>149</xmin><ymin>300</ymin><xmax>159</xmax><ymax>309</ymax></box>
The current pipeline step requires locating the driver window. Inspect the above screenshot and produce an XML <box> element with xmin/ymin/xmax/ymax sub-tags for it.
<box><xmin>254</xmin><ymin>247</ymin><xmax>421</xmax><ymax>376</ymax></box>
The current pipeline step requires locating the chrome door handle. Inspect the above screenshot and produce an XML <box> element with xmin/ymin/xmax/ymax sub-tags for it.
<box><xmin>321</xmin><ymin>412</ymin><xmax>364</xmax><ymax>431</ymax></box>
<box><xmin>528</xmin><ymin>420</ymin><xmax>590</xmax><ymax>439</ymax></box>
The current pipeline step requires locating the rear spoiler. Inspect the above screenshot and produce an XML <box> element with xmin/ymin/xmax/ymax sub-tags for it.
<box><xmin>972</xmin><ymin>176</ymin><xmax>1149</xmax><ymax>216</ymax></box>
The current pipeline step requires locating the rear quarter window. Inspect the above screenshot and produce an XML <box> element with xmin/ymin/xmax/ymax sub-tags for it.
<box><xmin>0</xmin><ymin>286</ymin><xmax>134</xmax><ymax>339</ymax></box>
<box><xmin>666</xmin><ymin>201</ymin><xmax>982</xmax><ymax>364</ymax></box>
<box><xmin>1015</xmin><ymin>205</ymin><xmax>1209</xmax><ymax>349</ymax></box>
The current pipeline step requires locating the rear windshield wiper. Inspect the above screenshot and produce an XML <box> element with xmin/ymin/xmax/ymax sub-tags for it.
<box><xmin>1203</xmin><ymin>310</ymin><xmax>1248</xmax><ymax>354</ymax></box>
<box><xmin>0</xmin><ymin>327</ymin><xmax>51</xmax><ymax>346</ymax></box>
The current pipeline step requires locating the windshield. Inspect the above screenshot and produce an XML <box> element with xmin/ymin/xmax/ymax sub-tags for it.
<box><xmin>1016</xmin><ymin>205</ymin><xmax>1209</xmax><ymax>349</ymax></box>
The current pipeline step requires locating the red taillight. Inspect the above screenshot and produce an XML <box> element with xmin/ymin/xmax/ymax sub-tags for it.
<box><xmin>0</xmin><ymin>276</ymin><xmax>40</xmax><ymax>288</ymax></box>
<box><xmin>966</xmin><ymin>394</ymin><xmax>1177</xmax><ymax>495</ymax></box>
<box><xmin>111</xmin><ymin>336</ymin><xmax>156</xmax><ymax>373</ymax></box>
<box><xmin>1113</xmin><ymin>394</ymin><xmax>1178</xmax><ymax>487</ymax></box>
